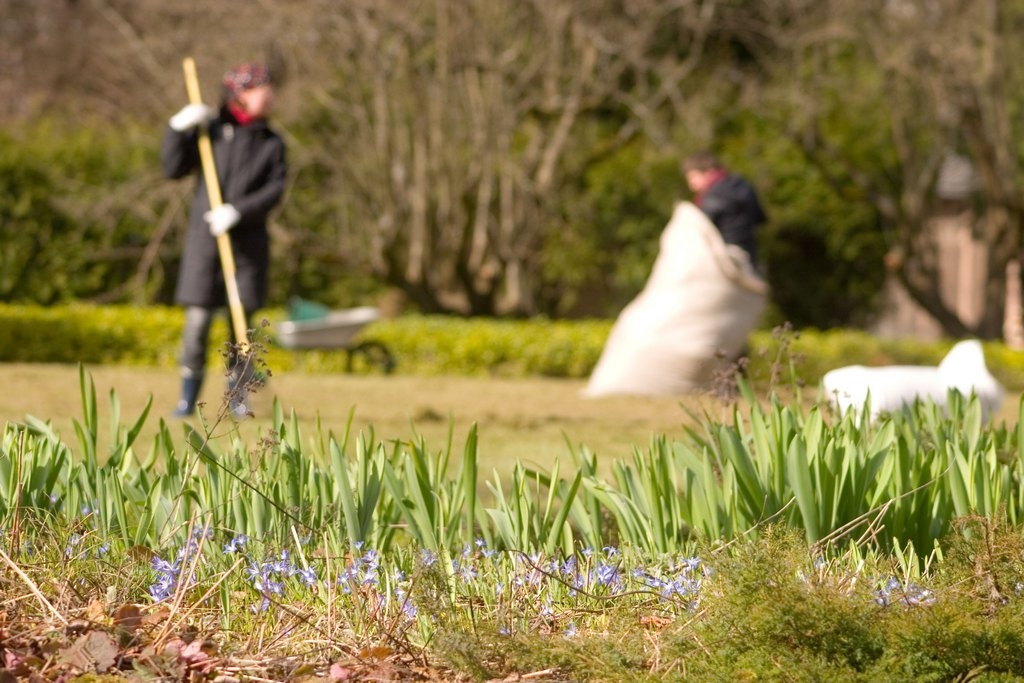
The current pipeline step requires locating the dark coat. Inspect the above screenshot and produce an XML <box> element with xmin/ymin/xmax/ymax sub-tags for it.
<box><xmin>161</xmin><ymin>108</ymin><xmax>286</xmax><ymax>310</ymax></box>
<box><xmin>699</xmin><ymin>173</ymin><xmax>766</xmax><ymax>264</ymax></box>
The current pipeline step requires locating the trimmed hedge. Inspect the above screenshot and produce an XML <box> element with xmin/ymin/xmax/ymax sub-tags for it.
<box><xmin>0</xmin><ymin>304</ymin><xmax>183</xmax><ymax>366</ymax></box>
<box><xmin>0</xmin><ymin>304</ymin><xmax>1020</xmax><ymax>390</ymax></box>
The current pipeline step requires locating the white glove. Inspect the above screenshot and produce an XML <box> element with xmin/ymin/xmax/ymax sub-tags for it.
<box><xmin>169</xmin><ymin>103</ymin><xmax>216</xmax><ymax>132</ymax></box>
<box><xmin>204</xmin><ymin>204</ymin><xmax>241</xmax><ymax>236</ymax></box>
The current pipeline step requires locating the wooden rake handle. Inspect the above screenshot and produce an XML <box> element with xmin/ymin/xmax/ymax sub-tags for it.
<box><xmin>181</xmin><ymin>57</ymin><xmax>249</xmax><ymax>353</ymax></box>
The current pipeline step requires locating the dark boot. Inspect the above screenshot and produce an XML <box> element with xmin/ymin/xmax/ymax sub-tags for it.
<box><xmin>173</xmin><ymin>376</ymin><xmax>203</xmax><ymax>418</ymax></box>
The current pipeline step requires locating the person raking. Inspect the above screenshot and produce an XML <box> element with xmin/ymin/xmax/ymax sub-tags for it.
<box><xmin>162</xmin><ymin>62</ymin><xmax>287</xmax><ymax>418</ymax></box>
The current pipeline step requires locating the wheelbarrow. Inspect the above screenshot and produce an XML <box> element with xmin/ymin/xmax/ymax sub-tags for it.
<box><xmin>274</xmin><ymin>299</ymin><xmax>395</xmax><ymax>373</ymax></box>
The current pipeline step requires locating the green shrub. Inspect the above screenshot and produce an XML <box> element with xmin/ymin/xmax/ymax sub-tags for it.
<box><xmin>353</xmin><ymin>315</ymin><xmax>609</xmax><ymax>377</ymax></box>
<box><xmin>0</xmin><ymin>304</ymin><xmax>1020</xmax><ymax>391</ymax></box>
<box><xmin>0</xmin><ymin>145</ymin><xmax>83</xmax><ymax>303</ymax></box>
<box><xmin>676</xmin><ymin>528</ymin><xmax>884</xmax><ymax>679</ymax></box>
<box><xmin>746</xmin><ymin>327</ymin><xmax>1024</xmax><ymax>390</ymax></box>
<box><xmin>659</xmin><ymin>527</ymin><xmax>1024</xmax><ymax>682</ymax></box>
<box><xmin>0</xmin><ymin>303</ymin><xmax>180</xmax><ymax>365</ymax></box>
<box><xmin>0</xmin><ymin>123</ymin><xmax>164</xmax><ymax>304</ymax></box>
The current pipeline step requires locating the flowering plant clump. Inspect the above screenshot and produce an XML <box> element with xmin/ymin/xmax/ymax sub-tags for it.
<box><xmin>874</xmin><ymin>576</ymin><xmax>937</xmax><ymax>608</ymax></box>
<box><xmin>143</xmin><ymin>534</ymin><xmax>709</xmax><ymax>645</ymax></box>
<box><xmin>148</xmin><ymin>527</ymin><xmax>212</xmax><ymax>602</ymax></box>
<box><xmin>7</xmin><ymin>512</ymin><xmax>1024</xmax><ymax>681</ymax></box>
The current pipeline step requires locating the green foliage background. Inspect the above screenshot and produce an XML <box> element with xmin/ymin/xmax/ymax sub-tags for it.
<box><xmin>1</xmin><ymin>304</ymin><xmax>1021</xmax><ymax>391</ymax></box>
<box><xmin>1</xmin><ymin>107</ymin><xmax>890</xmax><ymax>326</ymax></box>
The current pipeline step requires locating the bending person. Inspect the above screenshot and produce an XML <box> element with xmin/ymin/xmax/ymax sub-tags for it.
<box><xmin>682</xmin><ymin>150</ymin><xmax>766</xmax><ymax>267</ymax></box>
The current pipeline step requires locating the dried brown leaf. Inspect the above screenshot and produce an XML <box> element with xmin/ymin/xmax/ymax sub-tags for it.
<box><xmin>3</xmin><ymin>648</ymin><xmax>42</xmax><ymax>676</ymax></box>
<box><xmin>142</xmin><ymin>604</ymin><xmax>170</xmax><ymax>626</ymax></box>
<box><xmin>58</xmin><ymin>630</ymin><xmax>118</xmax><ymax>672</ymax></box>
<box><xmin>358</xmin><ymin>645</ymin><xmax>394</xmax><ymax>660</ymax></box>
<box><xmin>114</xmin><ymin>603</ymin><xmax>143</xmax><ymax>633</ymax></box>
<box><xmin>639</xmin><ymin>614</ymin><xmax>672</xmax><ymax>630</ymax></box>
<box><xmin>84</xmin><ymin>598</ymin><xmax>106</xmax><ymax>622</ymax></box>
<box><xmin>329</xmin><ymin>662</ymin><xmax>354</xmax><ymax>680</ymax></box>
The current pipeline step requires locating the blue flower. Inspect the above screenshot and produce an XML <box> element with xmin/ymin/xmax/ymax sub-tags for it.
<box><xmin>680</xmin><ymin>557</ymin><xmax>703</xmax><ymax>572</ymax></box>
<box><xmin>176</xmin><ymin>540</ymin><xmax>200</xmax><ymax>563</ymax></box>
<box><xmin>394</xmin><ymin>588</ymin><xmax>418</xmax><ymax>619</ymax></box>
<box><xmin>148</xmin><ymin>554</ymin><xmax>182</xmax><ymax>602</ymax></box>
<box><xmin>593</xmin><ymin>562</ymin><xmax>621</xmax><ymax>589</ymax></box>
<box><xmin>245</xmin><ymin>560</ymin><xmax>265</xmax><ymax>582</ymax></box>
<box><xmin>659</xmin><ymin>577</ymin><xmax>700</xmax><ymax>601</ymax></box>
<box><xmin>904</xmin><ymin>583</ymin><xmax>936</xmax><ymax>606</ymax></box>
<box><xmin>362</xmin><ymin>549</ymin><xmax>379</xmax><ymax>567</ymax></box>
<box><xmin>457</xmin><ymin>561</ymin><xmax>478</xmax><ymax>582</ymax></box>
<box><xmin>65</xmin><ymin>533</ymin><xmax>83</xmax><ymax>559</ymax></box>
<box><xmin>297</xmin><ymin>566</ymin><xmax>318</xmax><ymax>587</ymax></box>
<box><xmin>273</xmin><ymin>551</ymin><xmax>294</xmax><ymax>575</ymax></box>
<box><xmin>152</xmin><ymin>556</ymin><xmax>180</xmax><ymax>574</ymax></box>
<box><xmin>360</xmin><ymin>568</ymin><xmax>380</xmax><ymax>587</ymax></box>
<box><xmin>419</xmin><ymin>548</ymin><xmax>438</xmax><ymax>567</ymax></box>
<box><xmin>223</xmin><ymin>534</ymin><xmax>249</xmax><ymax>554</ymax></box>
<box><xmin>149</xmin><ymin>575</ymin><xmax>175</xmax><ymax>602</ymax></box>
<box><xmin>563</xmin><ymin>622</ymin><xmax>578</xmax><ymax>639</ymax></box>
<box><xmin>875</xmin><ymin>576</ymin><xmax>935</xmax><ymax>608</ymax></box>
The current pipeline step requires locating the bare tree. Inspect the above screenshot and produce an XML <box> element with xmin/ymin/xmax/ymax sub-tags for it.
<box><xmin>287</xmin><ymin>0</ymin><xmax>725</xmax><ymax>315</ymax></box>
<box><xmin>292</xmin><ymin>0</ymin><xmax>601</xmax><ymax>315</ymax></box>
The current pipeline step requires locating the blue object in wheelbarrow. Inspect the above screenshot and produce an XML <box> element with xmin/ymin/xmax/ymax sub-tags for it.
<box><xmin>275</xmin><ymin>298</ymin><xmax>395</xmax><ymax>373</ymax></box>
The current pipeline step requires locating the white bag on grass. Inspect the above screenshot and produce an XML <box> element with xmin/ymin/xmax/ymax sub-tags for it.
<box><xmin>822</xmin><ymin>339</ymin><xmax>1004</xmax><ymax>420</ymax></box>
<box><xmin>583</xmin><ymin>201</ymin><xmax>769</xmax><ymax>397</ymax></box>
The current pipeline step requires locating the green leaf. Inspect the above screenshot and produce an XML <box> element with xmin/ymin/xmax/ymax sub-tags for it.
<box><xmin>786</xmin><ymin>436</ymin><xmax>819</xmax><ymax>542</ymax></box>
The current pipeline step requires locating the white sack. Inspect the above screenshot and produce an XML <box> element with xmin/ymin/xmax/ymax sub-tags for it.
<box><xmin>583</xmin><ymin>201</ymin><xmax>769</xmax><ymax>397</ymax></box>
<box><xmin>822</xmin><ymin>339</ymin><xmax>1004</xmax><ymax>420</ymax></box>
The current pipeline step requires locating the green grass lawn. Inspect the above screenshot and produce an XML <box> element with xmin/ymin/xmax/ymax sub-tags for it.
<box><xmin>0</xmin><ymin>362</ymin><xmax>720</xmax><ymax>481</ymax></box>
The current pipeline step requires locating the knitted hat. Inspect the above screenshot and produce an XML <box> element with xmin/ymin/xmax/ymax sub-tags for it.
<box><xmin>223</xmin><ymin>63</ymin><xmax>272</xmax><ymax>96</ymax></box>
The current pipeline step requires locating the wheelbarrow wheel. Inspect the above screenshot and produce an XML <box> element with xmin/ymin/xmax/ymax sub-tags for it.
<box><xmin>346</xmin><ymin>340</ymin><xmax>396</xmax><ymax>374</ymax></box>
